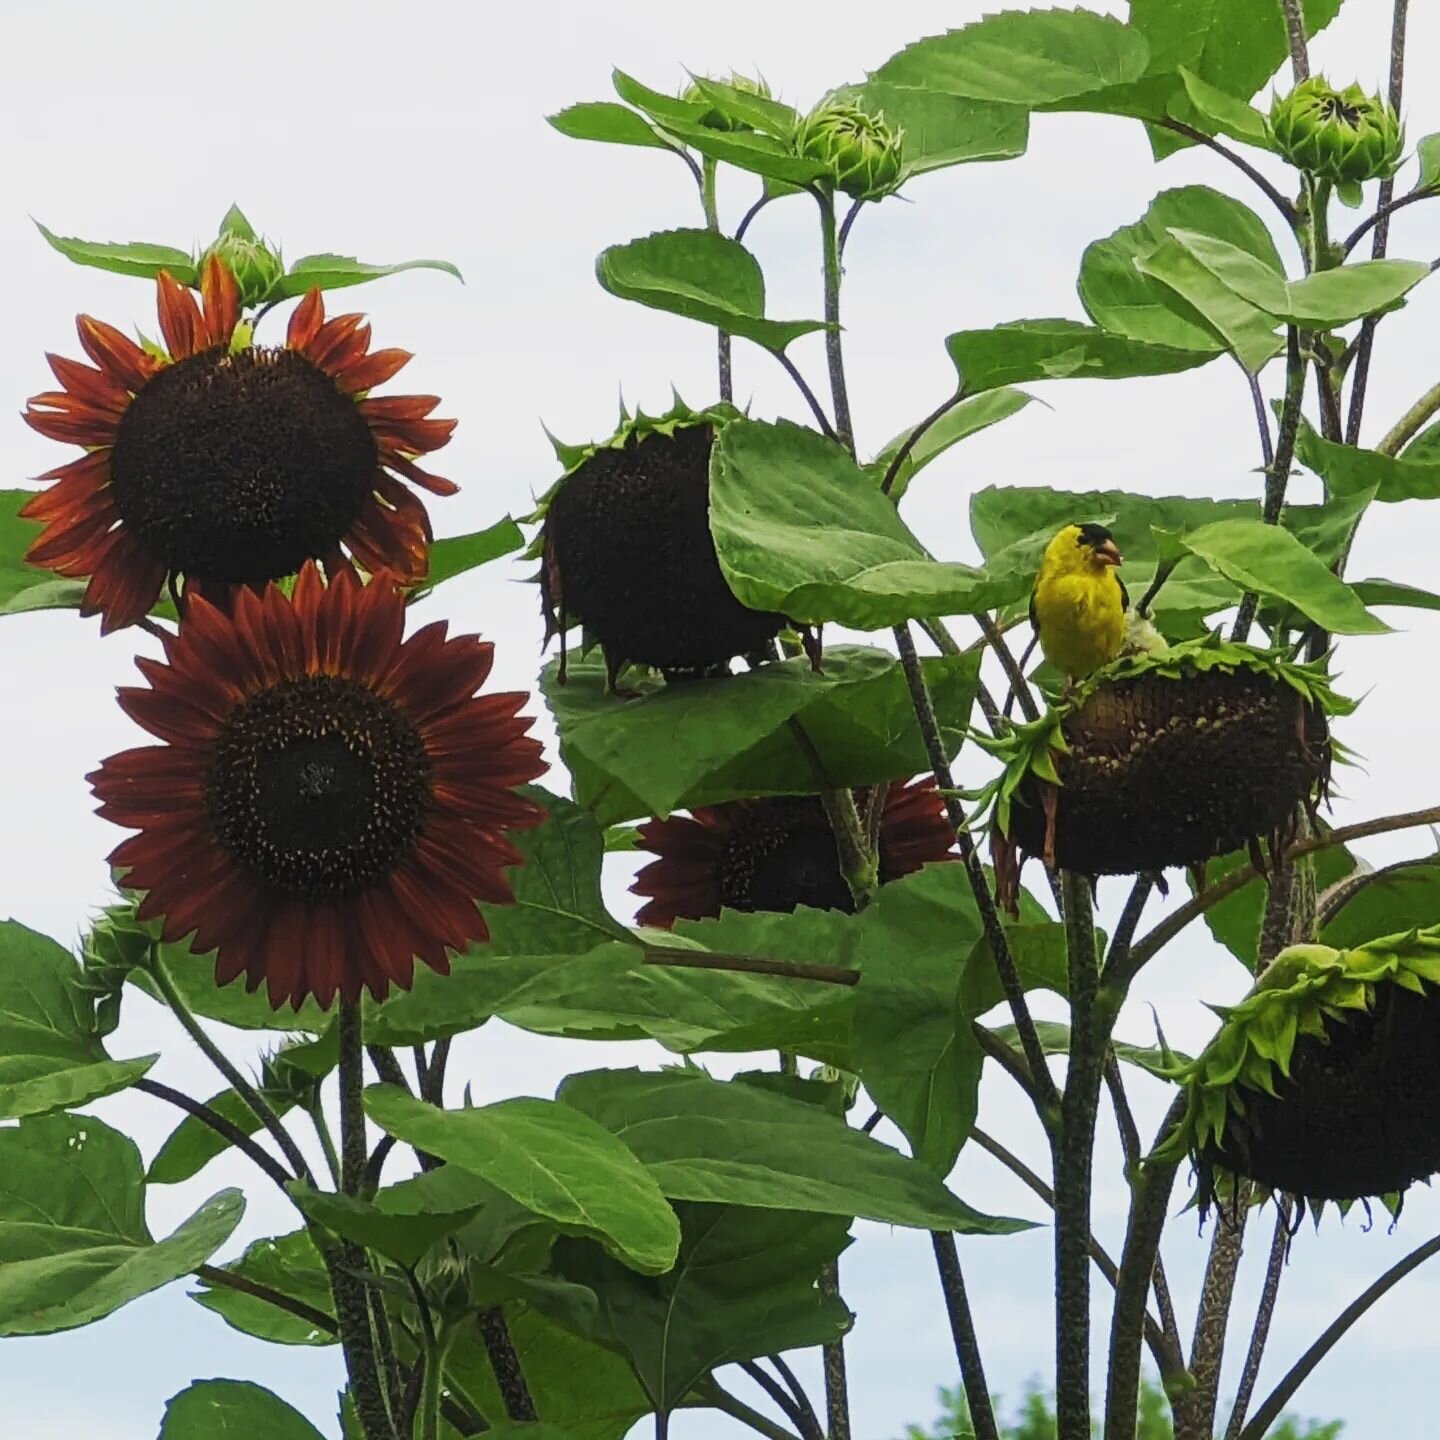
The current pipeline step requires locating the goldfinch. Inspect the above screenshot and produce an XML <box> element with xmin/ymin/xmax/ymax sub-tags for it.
<box><xmin>1029</xmin><ymin>523</ymin><xmax>1128</xmax><ymax>682</ymax></box>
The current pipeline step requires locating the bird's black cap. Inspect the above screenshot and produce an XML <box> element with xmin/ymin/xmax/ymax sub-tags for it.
<box><xmin>1075</xmin><ymin>522</ymin><xmax>1115</xmax><ymax>548</ymax></box>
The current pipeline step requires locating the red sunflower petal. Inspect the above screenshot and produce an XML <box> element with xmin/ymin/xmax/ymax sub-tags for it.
<box><xmin>200</xmin><ymin>253</ymin><xmax>241</xmax><ymax>348</ymax></box>
<box><xmin>76</xmin><ymin>316</ymin><xmax>160</xmax><ymax>392</ymax></box>
<box><xmin>155</xmin><ymin>270</ymin><xmax>208</xmax><ymax>360</ymax></box>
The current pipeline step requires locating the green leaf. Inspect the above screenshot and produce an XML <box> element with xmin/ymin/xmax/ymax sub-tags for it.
<box><xmin>611</xmin><ymin>69</ymin><xmax>710</xmax><ymax>126</ymax></box>
<box><xmin>1176</xmin><ymin>518</ymin><xmax>1389</xmax><ymax>634</ymax></box>
<box><xmin>1412</xmin><ymin>133</ymin><xmax>1440</xmax><ymax>193</ymax></box>
<box><xmin>852</xmin><ymin>870</ymin><xmax>982</xmax><ymax>1172</ymax></box>
<box><xmin>560</xmin><ymin>1068</ymin><xmax>1031</xmax><ymax>1234</ymax></box>
<box><xmin>148</xmin><ymin>1087</ymin><xmax>298</xmax><ymax>1185</ymax></box>
<box><xmin>872</xmin><ymin>389</ymin><xmax>1035</xmax><ymax>501</ymax></box>
<box><xmin>0</xmin><ymin>920</ymin><xmax>156</xmax><ymax>1120</ymax></box>
<box><xmin>1323</xmin><ymin>855</ymin><xmax>1440</xmax><ymax>951</ymax></box>
<box><xmin>1175</xmin><ymin>68</ymin><xmax>1273</xmax><ymax>148</ymax></box>
<box><xmin>542</xmin><ymin>645</ymin><xmax>978</xmax><ymax>826</ymax></box>
<box><xmin>0</xmin><ymin>1115</ymin><xmax>242</xmax><ymax>1335</ymax></box>
<box><xmin>287</xmin><ymin>1184</ymin><xmax>481</xmax><ymax>1269</ymax></box>
<box><xmin>659</xmin><ymin>122</ymin><xmax>833</xmax><ymax>186</ymax></box>
<box><xmin>1133</xmin><ymin>235</ymin><xmax>1282</xmax><ymax>373</ymax></box>
<box><xmin>1079</xmin><ymin>186</ymin><xmax>1283</xmax><ymax>352</ymax></box>
<box><xmin>875</xmin><ymin>9</ymin><xmax>1148</xmax><ymax>105</ymax></box>
<box><xmin>551</xmin><ymin>1204</ymin><xmax>850</xmax><ymax>1413</ymax></box>
<box><xmin>35</xmin><ymin>220</ymin><xmax>197</xmax><ymax>283</ymax></box>
<box><xmin>547</xmin><ymin>102</ymin><xmax>673</xmax><ymax>150</ymax></box>
<box><xmin>420</xmin><ymin>517</ymin><xmax>525</xmax><ymax>591</ymax></box>
<box><xmin>710</xmin><ymin>418</ymin><xmax>1022</xmax><ymax>627</ymax></box>
<box><xmin>596</xmin><ymin>229</ymin><xmax>825</xmax><ymax>351</ymax></box>
<box><xmin>0</xmin><ymin>491</ymin><xmax>87</xmax><ymax>619</ymax></box>
<box><xmin>1297</xmin><ymin>417</ymin><xmax>1440</xmax><ymax>502</ymax></box>
<box><xmin>276</xmin><ymin>252</ymin><xmax>462</xmax><ymax>298</ymax></box>
<box><xmin>1278</xmin><ymin>259</ymin><xmax>1431</xmax><ymax>327</ymax></box>
<box><xmin>1352</xmin><ymin>577</ymin><xmax>1440</xmax><ymax>612</ymax></box>
<box><xmin>1129</xmin><ymin>0</ymin><xmax>1343</xmax><ymax>105</ymax></box>
<box><xmin>191</xmin><ymin>1229</ymin><xmax>334</xmax><ymax>1346</ymax></box>
<box><xmin>364</xmin><ymin>1087</ymin><xmax>681</xmax><ymax>1274</ymax></box>
<box><xmin>160</xmin><ymin>1381</ymin><xmax>326</xmax><ymax>1440</ymax></box>
<box><xmin>833</xmin><ymin>81</ymin><xmax>1029</xmax><ymax>173</ymax></box>
<box><xmin>684</xmin><ymin>77</ymin><xmax>800</xmax><ymax>137</ymax></box>
<box><xmin>945</xmin><ymin>319</ymin><xmax>1216</xmax><ymax>393</ymax></box>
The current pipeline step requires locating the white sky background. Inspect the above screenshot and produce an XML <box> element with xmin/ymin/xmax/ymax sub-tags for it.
<box><xmin>2</xmin><ymin>1</ymin><xmax>1438</xmax><ymax>1436</ymax></box>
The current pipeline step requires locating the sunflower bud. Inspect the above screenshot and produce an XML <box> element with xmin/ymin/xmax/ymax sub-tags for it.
<box><xmin>795</xmin><ymin>100</ymin><xmax>905</xmax><ymax>200</ymax></box>
<box><xmin>199</xmin><ymin>232</ymin><xmax>285</xmax><ymax>308</ymax></box>
<box><xmin>681</xmin><ymin>71</ymin><xmax>773</xmax><ymax>131</ymax></box>
<box><xmin>1268</xmin><ymin>77</ymin><xmax>1404</xmax><ymax>185</ymax></box>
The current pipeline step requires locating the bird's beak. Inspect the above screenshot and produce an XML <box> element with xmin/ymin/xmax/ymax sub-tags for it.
<box><xmin>1096</xmin><ymin>539</ymin><xmax>1123</xmax><ymax>567</ymax></box>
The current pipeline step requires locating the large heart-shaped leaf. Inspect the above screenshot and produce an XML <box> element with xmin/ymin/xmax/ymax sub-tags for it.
<box><xmin>560</xmin><ymin>1068</ymin><xmax>1030</xmax><ymax>1234</ymax></box>
<box><xmin>159</xmin><ymin>1381</ymin><xmax>327</xmax><ymax>1440</ymax></box>
<box><xmin>0</xmin><ymin>1115</ymin><xmax>242</xmax><ymax>1335</ymax></box>
<box><xmin>597</xmin><ymin>230</ymin><xmax>825</xmax><ymax>351</ymax></box>
<box><xmin>191</xmin><ymin>1229</ymin><xmax>334</xmax><ymax>1346</ymax></box>
<box><xmin>364</xmin><ymin>1087</ymin><xmax>681</xmax><ymax>1275</ymax></box>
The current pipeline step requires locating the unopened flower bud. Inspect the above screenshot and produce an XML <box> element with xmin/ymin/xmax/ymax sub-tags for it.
<box><xmin>795</xmin><ymin>100</ymin><xmax>904</xmax><ymax>200</ymax></box>
<box><xmin>1268</xmin><ymin>77</ymin><xmax>1403</xmax><ymax>185</ymax></box>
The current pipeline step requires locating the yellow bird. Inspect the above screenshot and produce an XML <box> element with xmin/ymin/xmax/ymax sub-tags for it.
<box><xmin>1029</xmin><ymin>523</ymin><xmax>1128</xmax><ymax>683</ymax></box>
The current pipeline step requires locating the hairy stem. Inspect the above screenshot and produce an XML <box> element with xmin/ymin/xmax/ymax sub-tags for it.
<box><xmin>148</xmin><ymin>948</ymin><xmax>313</xmax><ymax>1184</ymax></box>
<box><xmin>816</xmin><ymin>188</ymin><xmax>855</xmax><ymax>454</ymax></box>
<box><xmin>895</xmin><ymin>622</ymin><xmax>1060</xmax><ymax>1120</ymax></box>
<box><xmin>1223</xmin><ymin>1200</ymin><xmax>1293</xmax><ymax>1440</ymax></box>
<box><xmin>1278</xmin><ymin>0</ymin><xmax>1309</xmax><ymax>80</ymax></box>
<box><xmin>479</xmin><ymin>1305</ymin><xmax>538</xmax><ymax>1421</ymax></box>
<box><xmin>931</xmin><ymin>1231</ymin><xmax>999</xmax><ymax>1440</ymax></box>
<box><xmin>194</xmin><ymin>1263</ymin><xmax>336</xmax><ymax>1336</ymax></box>
<box><xmin>819</xmin><ymin>1262</ymin><xmax>851</xmax><ymax>1440</ymax></box>
<box><xmin>1175</xmin><ymin>1202</ymin><xmax>1248</xmax><ymax>1440</ymax></box>
<box><xmin>135</xmin><ymin>1076</ymin><xmax>294</xmax><ymax>1194</ymax></box>
<box><xmin>1104</xmin><ymin>1094</ymin><xmax>1189</xmax><ymax>1440</ymax></box>
<box><xmin>1056</xmin><ymin>871</ymin><xmax>1104</xmax><ymax>1440</ymax></box>
<box><xmin>1345</xmin><ymin>0</ymin><xmax>1410</xmax><ymax>444</ymax></box>
<box><xmin>701</xmin><ymin>156</ymin><xmax>734</xmax><ymax>402</ymax></box>
<box><xmin>769</xmin><ymin>349</ymin><xmax>838</xmax><ymax>440</ymax></box>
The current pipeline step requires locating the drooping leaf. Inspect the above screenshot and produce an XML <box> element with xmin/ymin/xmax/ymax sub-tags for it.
<box><xmin>541</xmin><ymin>645</ymin><xmax>978</xmax><ymax>826</ymax></box>
<box><xmin>1175</xmin><ymin>68</ymin><xmax>1273</xmax><ymax>148</ymax></box>
<box><xmin>0</xmin><ymin>1115</ymin><xmax>243</xmax><ymax>1335</ymax></box>
<box><xmin>364</xmin><ymin>1086</ymin><xmax>681</xmax><ymax>1275</ymax></box>
<box><xmin>1176</xmin><ymin>518</ymin><xmax>1389</xmax><ymax>634</ymax></box>
<box><xmin>191</xmin><ymin>1229</ymin><xmax>334</xmax><ymax>1346</ymax></box>
<box><xmin>610</xmin><ymin>69</ymin><xmax>710</xmax><ymax>126</ymax></box>
<box><xmin>1079</xmin><ymin>186</ymin><xmax>1283</xmax><ymax>352</ymax></box>
<box><xmin>550</xmin><ymin>1204</ymin><xmax>851</xmax><ymax>1414</ymax></box>
<box><xmin>0</xmin><ymin>920</ymin><xmax>155</xmax><ymax>1120</ymax></box>
<box><xmin>559</xmin><ymin>1068</ymin><xmax>1031</xmax><ymax>1234</ymax></box>
<box><xmin>833</xmin><ymin>81</ymin><xmax>1029</xmax><ymax>174</ymax></box>
<box><xmin>875</xmin><ymin>9</ymin><xmax>1149</xmax><ymax>106</ymax></box>
<box><xmin>944</xmin><ymin>319</ymin><xmax>1216</xmax><ymax>393</ymax></box>
<box><xmin>1352</xmin><ymin>577</ymin><xmax>1440</xmax><ymax>613</ymax></box>
<box><xmin>275</xmin><ymin>252</ymin><xmax>462</xmax><ymax>298</ymax></box>
<box><xmin>871</xmin><ymin>389</ymin><xmax>1036</xmax><ymax>502</ymax></box>
<box><xmin>711</xmin><ymin>417</ymin><xmax>1028</xmax><ymax>627</ymax></box>
<box><xmin>159</xmin><ymin>1381</ymin><xmax>326</xmax><ymax>1440</ymax></box>
<box><xmin>1297</xmin><ymin>418</ymin><xmax>1440</xmax><ymax>503</ymax></box>
<box><xmin>34</xmin><ymin>220</ymin><xmax>197</xmax><ymax>283</ymax></box>
<box><xmin>420</xmin><ymin>517</ymin><xmax>525</xmax><ymax>592</ymax></box>
<box><xmin>547</xmin><ymin>102</ymin><xmax>674</xmax><ymax>151</ymax></box>
<box><xmin>596</xmin><ymin>229</ymin><xmax>825</xmax><ymax>350</ymax></box>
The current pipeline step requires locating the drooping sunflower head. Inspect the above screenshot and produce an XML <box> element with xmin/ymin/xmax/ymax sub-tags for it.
<box><xmin>89</xmin><ymin>564</ymin><xmax>547</xmax><ymax>1008</ymax></box>
<box><xmin>631</xmin><ymin>776</ymin><xmax>955</xmax><ymax>928</ymax></box>
<box><xmin>23</xmin><ymin>254</ymin><xmax>456</xmax><ymax>632</ymax></box>
<box><xmin>1152</xmin><ymin>928</ymin><xmax>1440</xmax><ymax>1222</ymax></box>
<box><xmin>983</xmin><ymin>635</ymin><xmax>1347</xmax><ymax>910</ymax></box>
<box><xmin>538</xmin><ymin>398</ymin><xmax>794</xmax><ymax>689</ymax></box>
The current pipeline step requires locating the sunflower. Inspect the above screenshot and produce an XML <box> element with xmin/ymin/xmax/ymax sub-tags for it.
<box><xmin>89</xmin><ymin>564</ymin><xmax>547</xmax><ymax>1008</ymax></box>
<box><xmin>1153</xmin><ymin>928</ymin><xmax>1440</xmax><ymax>1223</ymax></box>
<box><xmin>631</xmin><ymin>777</ymin><xmax>954</xmax><ymax>927</ymax></box>
<box><xmin>22</xmin><ymin>255</ymin><xmax>456</xmax><ymax>633</ymax></box>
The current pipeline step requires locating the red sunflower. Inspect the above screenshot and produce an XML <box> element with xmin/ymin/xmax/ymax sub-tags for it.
<box><xmin>22</xmin><ymin>255</ymin><xmax>456</xmax><ymax>633</ymax></box>
<box><xmin>89</xmin><ymin>564</ymin><xmax>547</xmax><ymax>1008</ymax></box>
<box><xmin>631</xmin><ymin>776</ymin><xmax>955</xmax><ymax>928</ymax></box>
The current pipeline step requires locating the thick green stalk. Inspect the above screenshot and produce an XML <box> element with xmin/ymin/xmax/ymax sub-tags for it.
<box><xmin>816</xmin><ymin>188</ymin><xmax>854</xmax><ymax>454</ymax></box>
<box><xmin>702</xmin><ymin>156</ymin><xmax>733</xmax><ymax>402</ymax></box>
<box><xmin>1055</xmin><ymin>872</ymin><xmax>1106</xmax><ymax>1440</ymax></box>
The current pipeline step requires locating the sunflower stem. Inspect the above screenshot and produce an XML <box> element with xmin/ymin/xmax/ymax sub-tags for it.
<box><xmin>1174</xmin><ymin>1197</ymin><xmax>1249</xmax><ymax>1440</ymax></box>
<box><xmin>332</xmin><ymin>995</ymin><xmax>399</xmax><ymax>1440</ymax></box>
<box><xmin>306</xmin><ymin>1097</ymin><xmax>342</xmax><ymax>1187</ymax></box>
<box><xmin>478</xmin><ymin>1305</ymin><xmax>538</xmax><ymax>1420</ymax></box>
<box><xmin>1055</xmin><ymin>870</ymin><xmax>1105</xmax><ymax>1440</ymax></box>
<box><xmin>816</xmin><ymin>188</ymin><xmax>855</xmax><ymax>456</ymax></box>
<box><xmin>879</xmin><ymin>389</ymin><xmax>964</xmax><ymax>497</ymax></box>
<box><xmin>818</xmin><ymin>1261</ymin><xmax>851</xmax><ymax>1440</ymax></box>
<box><xmin>894</xmin><ymin>622</ymin><xmax>1061</xmax><ymax>1122</ymax></box>
<box><xmin>148</xmin><ymin>946</ymin><xmax>314</xmax><ymax>1185</ymax></box>
<box><xmin>1223</xmin><ymin>1199</ymin><xmax>1292</xmax><ymax>1440</ymax></box>
<box><xmin>787</xmin><ymin>717</ymin><xmax>877</xmax><ymax>908</ymax></box>
<box><xmin>931</xmin><ymin>1231</ymin><xmax>999</xmax><ymax>1440</ymax></box>
<box><xmin>700</xmin><ymin>157</ymin><xmax>734</xmax><ymax>404</ymax></box>
<box><xmin>1278</xmin><ymin>0</ymin><xmax>1309</xmax><ymax>81</ymax></box>
<box><xmin>1345</xmin><ymin>0</ymin><xmax>1410</xmax><ymax>444</ymax></box>
<box><xmin>135</xmin><ymin>1076</ymin><xmax>294</xmax><ymax>1194</ymax></box>
<box><xmin>1103</xmin><ymin>1094</ymin><xmax>1190</xmax><ymax>1440</ymax></box>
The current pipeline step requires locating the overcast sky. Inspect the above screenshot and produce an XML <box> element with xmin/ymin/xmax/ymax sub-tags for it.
<box><xmin>3</xmin><ymin>1</ymin><xmax>1439</xmax><ymax>1437</ymax></box>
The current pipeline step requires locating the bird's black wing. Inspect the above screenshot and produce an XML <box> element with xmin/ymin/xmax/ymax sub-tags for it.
<box><xmin>1028</xmin><ymin>586</ymin><xmax>1039</xmax><ymax>634</ymax></box>
<box><xmin>1118</xmin><ymin>575</ymin><xmax>1130</xmax><ymax>611</ymax></box>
